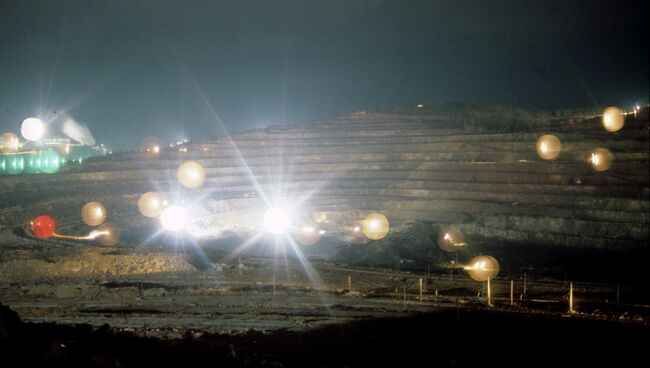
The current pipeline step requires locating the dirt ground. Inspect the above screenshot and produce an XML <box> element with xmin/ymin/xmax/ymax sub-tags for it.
<box><xmin>0</xmin><ymin>236</ymin><xmax>648</xmax><ymax>367</ymax></box>
<box><xmin>1</xmin><ymin>241</ymin><xmax>648</xmax><ymax>340</ymax></box>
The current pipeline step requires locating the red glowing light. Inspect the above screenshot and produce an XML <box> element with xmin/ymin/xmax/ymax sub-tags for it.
<box><xmin>31</xmin><ymin>215</ymin><xmax>57</xmax><ymax>238</ymax></box>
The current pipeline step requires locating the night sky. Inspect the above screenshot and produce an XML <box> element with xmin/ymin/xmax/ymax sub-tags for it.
<box><xmin>1</xmin><ymin>0</ymin><xmax>648</xmax><ymax>149</ymax></box>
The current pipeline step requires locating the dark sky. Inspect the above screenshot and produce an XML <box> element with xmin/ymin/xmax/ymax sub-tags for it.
<box><xmin>1</xmin><ymin>0</ymin><xmax>648</xmax><ymax>149</ymax></box>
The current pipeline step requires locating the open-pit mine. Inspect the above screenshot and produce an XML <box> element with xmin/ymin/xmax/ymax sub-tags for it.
<box><xmin>1</xmin><ymin>104</ymin><xmax>648</xmax><ymax>366</ymax></box>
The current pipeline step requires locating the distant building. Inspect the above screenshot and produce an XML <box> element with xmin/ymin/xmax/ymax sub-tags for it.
<box><xmin>68</xmin><ymin>144</ymin><xmax>109</xmax><ymax>163</ymax></box>
<box><xmin>1</xmin><ymin>138</ymin><xmax>109</xmax><ymax>175</ymax></box>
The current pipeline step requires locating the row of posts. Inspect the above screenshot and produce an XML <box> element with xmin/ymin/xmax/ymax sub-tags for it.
<box><xmin>342</xmin><ymin>274</ymin><xmax>621</xmax><ymax>314</ymax></box>
<box><xmin>219</xmin><ymin>264</ymin><xmax>620</xmax><ymax>315</ymax></box>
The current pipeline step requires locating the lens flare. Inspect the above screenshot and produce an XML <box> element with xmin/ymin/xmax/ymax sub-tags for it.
<box><xmin>160</xmin><ymin>205</ymin><xmax>188</xmax><ymax>232</ymax></box>
<box><xmin>437</xmin><ymin>226</ymin><xmax>466</xmax><ymax>252</ymax></box>
<box><xmin>81</xmin><ymin>201</ymin><xmax>107</xmax><ymax>226</ymax></box>
<box><xmin>587</xmin><ymin>148</ymin><xmax>613</xmax><ymax>172</ymax></box>
<box><xmin>177</xmin><ymin>161</ymin><xmax>206</xmax><ymax>189</ymax></box>
<box><xmin>0</xmin><ymin>132</ymin><xmax>20</xmax><ymax>153</ymax></box>
<box><xmin>465</xmin><ymin>256</ymin><xmax>500</xmax><ymax>281</ymax></box>
<box><xmin>362</xmin><ymin>213</ymin><xmax>390</xmax><ymax>240</ymax></box>
<box><xmin>95</xmin><ymin>222</ymin><xmax>121</xmax><ymax>246</ymax></box>
<box><xmin>292</xmin><ymin>218</ymin><xmax>322</xmax><ymax>246</ymax></box>
<box><xmin>138</xmin><ymin>191</ymin><xmax>166</xmax><ymax>218</ymax></box>
<box><xmin>264</xmin><ymin>207</ymin><xmax>292</xmax><ymax>235</ymax></box>
<box><xmin>21</xmin><ymin>118</ymin><xmax>45</xmax><ymax>141</ymax></box>
<box><xmin>602</xmin><ymin>107</ymin><xmax>625</xmax><ymax>132</ymax></box>
<box><xmin>536</xmin><ymin>134</ymin><xmax>561</xmax><ymax>160</ymax></box>
<box><xmin>31</xmin><ymin>215</ymin><xmax>57</xmax><ymax>239</ymax></box>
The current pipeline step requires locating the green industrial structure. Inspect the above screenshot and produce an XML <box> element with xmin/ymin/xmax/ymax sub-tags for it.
<box><xmin>0</xmin><ymin>150</ymin><xmax>64</xmax><ymax>175</ymax></box>
<box><xmin>1</xmin><ymin>137</ymin><xmax>110</xmax><ymax>175</ymax></box>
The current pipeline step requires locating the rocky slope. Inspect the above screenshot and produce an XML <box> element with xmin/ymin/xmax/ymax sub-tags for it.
<box><xmin>0</xmin><ymin>104</ymin><xmax>648</xmax><ymax>278</ymax></box>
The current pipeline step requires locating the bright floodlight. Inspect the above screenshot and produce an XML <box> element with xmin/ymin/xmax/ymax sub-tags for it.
<box><xmin>160</xmin><ymin>205</ymin><xmax>188</xmax><ymax>232</ymax></box>
<box><xmin>602</xmin><ymin>107</ymin><xmax>624</xmax><ymax>132</ymax></box>
<box><xmin>21</xmin><ymin>118</ymin><xmax>45</xmax><ymax>141</ymax></box>
<box><xmin>264</xmin><ymin>207</ymin><xmax>291</xmax><ymax>235</ymax></box>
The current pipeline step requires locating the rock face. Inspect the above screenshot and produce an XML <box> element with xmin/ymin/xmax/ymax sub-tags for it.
<box><xmin>0</xmin><ymin>105</ymin><xmax>648</xmax><ymax>275</ymax></box>
<box><xmin>0</xmin><ymin>250</ymin><xmax>194</xmax><ymax>282</ymax></box>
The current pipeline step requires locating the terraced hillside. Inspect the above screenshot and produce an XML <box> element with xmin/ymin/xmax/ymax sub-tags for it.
<box><xmin>0</xmin><ymin>105</ymin><xmax>648</xmax><ymax>280</ymax></box>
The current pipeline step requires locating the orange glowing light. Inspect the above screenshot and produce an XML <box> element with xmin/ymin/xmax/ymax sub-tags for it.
<box><xmin>361</xmin><ymin>213</ymin><xmax>389</xmax><ymax>240</ymax></box>
<box><xmin>602</xmin><ymin>107</ymin><xmax>625</xmax><ymax>132</ymax></box>
<box><xmin>465</xmin><ymin>255</ymin><xmax>500</xmax><ymax>281</ymax></box>
<box><xmin>536</xmin><ymin>134</ymin><xmax>561</xmax><ymax>160</ymax></box>
<box><xmin>437</xmin><ymin>226</ymin><xmax>466</xmax><ymax>252</ymax></box>
<box><xmin>587</xmin><ymin>148</ymin><xmax>613</xmax><ymax>172</ymax></box>
<box><xmin>138</xmin><ymin>192</ymin><xmax>166</xmax><ymax>218</ymax></box>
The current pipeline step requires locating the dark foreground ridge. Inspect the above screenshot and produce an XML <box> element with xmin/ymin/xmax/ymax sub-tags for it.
<box><xmin>1</xmin><ymin>303</ymin><xmax>646</xmax><ymax>367</ymax></box>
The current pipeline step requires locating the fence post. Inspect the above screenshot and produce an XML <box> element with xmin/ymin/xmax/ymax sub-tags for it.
<box><xmin>569</xmin><ymin>282</ymin><xmax>575</xmax><ymax>313</ymax></box>
<box><xmin>487</xmin><ymin>278</ymin><xmax>492</xmax><ymax>306</ymax></box>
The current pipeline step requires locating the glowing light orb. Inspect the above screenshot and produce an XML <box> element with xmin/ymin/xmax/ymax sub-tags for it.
<box><xmin>264</xmin><ymin>207</ymin><xmax>292</xmax><ymax>235</ymax></box>
<box><xmin>31</xmin><ymin>215</ymin><xmax>56</xmax><ymax>239</ymax></box>
<box><xmin>95</xmin><ymin>223</ymin><xmax>121</xmax><ymax>246</ymax></box>
<box><xmin>602</xmin><ymin>107</ymin><xmax>625</xmax><ymax>132</ymax></box>
<box><xmin>465</xmin><ymin>256</ymin><xmax>500</xmax><ymax>281</ymax></box>
<box><xmin>362</xmin><ymin>213</ymin><xmax>390</xmax><ymax>240</ymax></box>
<box><xmin>81</xmin><ymin>201</ymin><xmax>107</xmax><ymax>226</ymax></box>
<box><xmin>160</xmin><ymin>205</ymin><xmax>188</xmax><ymax>232</ymax></box>
<box><xmin>0</xmin><ymin>132</ymin><xmax>20</xmax><ymax>152</ymax></box>
<box><xmin>138</xmin><ymin>191</ymin><xmax>166</xmax><ymax>218</ymax></box>
<box><xmin>292</xmin><ymin>219</ymin><xmax>322</xmax><ymax>246</ymax></box>
<box><xmin>536</xmin><ymin>134</ymin><xmax>561</xmax><ymax>160</ymax></box>
<box><xmin>437</xmin><ymin>226</ymin><xmax>466</xmax><ymax>252</ymax></box>
<box><xmin>177</xmin><ymin>161</ymin><xmax>206</xmax><ymax>189</ymax></box>
<box><xmin>588</xmin><ymin>148</ymin><xmax>613</xmax><ymax>172</ymax></box>
<box><xmin>21</xmin><ymin>118</ymin><xmax>45</xmax><ymax>141</ymax></box>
